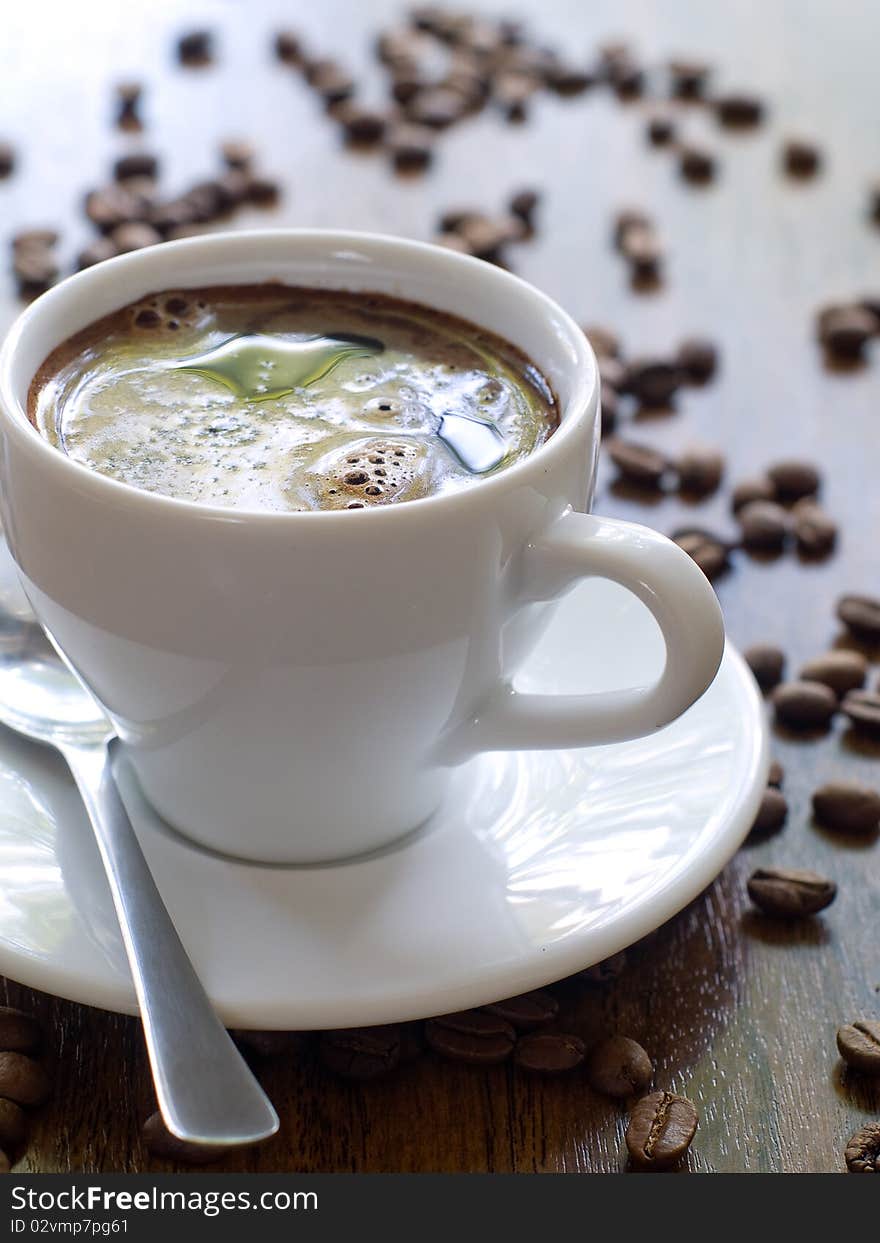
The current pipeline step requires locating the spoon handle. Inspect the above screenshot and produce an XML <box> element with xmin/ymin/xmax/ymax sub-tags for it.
<box><xmin>61</xmin><ymin>741</ymin><xmax>279</xmax><ymax>1148</ymax></box>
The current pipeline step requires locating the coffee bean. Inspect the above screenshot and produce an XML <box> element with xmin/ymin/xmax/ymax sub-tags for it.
<box><xmin>731</xmin><ymin>476</ymin><xmax>775</xmax><ymax>512</ymax></box>
<box><xmin>388</xmin><ymin>123</ymin><xmax>434</xmax><ymax>170</ymax></box>
<box><xmin>837</xmin><ymin>1021</ymin><xmax>880</xmax><ymax>1074</ymax></box>
<box><xmin>113</xmin><ymin>152</ymin><xmax>158</xmax><ymax>182</ymax></box>
<box><xmin>818</xmin><ymin>305</ymin><xmax>878</xmax><ymax>358</ymax></box>
<box><xmin>844</xmin><ymin>1123</ymin><xmax>880</xmax><ymax>1172</ymax></box>
<box><xmin>0</xmin><ymin>1053</ymin><xmax>50</xmax><ymax>1106</ymax></box>
<box><xmin>307</xmin><ymin>62</ymin><xmax>354</xmax><ymax>105</ymax></box>
<box><xmin>646</xmin><ymin>114</ymin><xmax>675</xmax><ymax>146</ymax></box>
<box><xmin>668</xmin><ymin>58</ymin><xmax>711</xmax><ymax>99</ymax></box>
<box><xmin>679</xmin><ymin>145</ymin><xmax>716</xmax><ymax>184</ymax></box>
<box><xmin>744</xmin><ymin>644</ymin><xmax>785</xmax><ymax>692</ymax></box>
<box><xmin>219</xmin><ymin>139</ymin><xmax>255</xmax><ymax>171</ymax></box>
<box><xmin>792</xmin><ymin>502</ymin><xmax>837</xmax><ymax>557</ymax></box>
<box><xmin>425</xmin><ymin>1010</ymin><xmax>515</xmax><ymax>1064</ymax></box>
<box><xmin>577</xmin><ymin>951</ymin><xmax>627</xmax><ymax>985</ymax></box>
<box><xmin>672</xmin><ymin>528</ymin><xmax>729</xmax><ymax>581</ymax></box>
<box><xmin>493</xmin><ymin>75</ymin><xmax>533</xmax><ymax>122</ymax></box>
<box><xmin>607</xmin><ymin>439</ymin><xmax>669</xmax><ymax>488</ymax></box>
<box><xmin>676</xmin><ymin>446</ymin><xmax>724</xmax><ymax>495</ymax></box>
<box><xmin>408</xmin><ymin>86</ymin><xmax>465</xmax><ymax>129</ymax></box>
<box><xmin>747</xmin><ymin>867</ymin><xmax>836</xmax><ymax>917</ymax></box>
<box><xmin>597</xmin><ymin>355</ymin><xmax>626</xmax><ymax>392</ymax></box>
<box><xmin>177</xmin><ymin>30</ymin><xmax>213</xmax><ymax>67</ymax></box>
<box><xmin>766</xmin><ymin>460</ymin><xmax>820</xmax><ymax>502</ymax></box>
<box><xmin>609</xmin><ymin>61</ymin><xmax>644</xmax><ymax>100</ymax></box>
<box><xmin>111</xmin><ymin>222</ymin><xmax>162</xmax><ymax>253</ymax></box>
<box><xmin>772</xmin><ymin>680</ymin><xmax>838</xmax><ymax>729</ymax></box>
<box><xmin>783</xmin><ymin>138</ymin><xmax>821</xmax><ymax>177</ymax></box>
<box><xmin>508</xmin><ymin>188</ymin><xmax>540</xmax><ymax>228</ymax></box>
<box><xmin>737</xmin><ymin>500</ymin><xmax>789</xmax><ymax>552</ymax></box>
<box><xmin>143</xmin><ymin>1111</ymin><xmax>228</xmax><ymax>1164</ymax></box>
<box><xmin>0</xmin><ymin>1007</ymin><xmax>41</xmax><ymax>1054</ymax></box>
<box><xmin>587</xmin><ymin>1036</ymin><xmax>653</xmax><ymax>1098</ymax></box>
<box><xmin>231</xmin><ymin>1029</ymin><xmax>310</xmax><ymax>1058</ymax></box>
<box><xmin>601</xmin><ymin>385</ymin><xmax>619</xmax><ymax>434</ymax></box>
<box><xmin>390</xmin><ymin>72</ymin><xmax>425</xmax><ymax>106</ymax></box>
<box><xmin>625</xmin><ymin>357</ymin><xmax>682</xmax><ymax>406</ymax></box>
<box><xmin>514</xmin><ymin>1032</ymin><xmax>585</xmax><ymax>1073</ymax></box>
<box><xmin>274</xmin><ymin>30</ymin><xmax>303</xmax><ymax>64</ymax></box>
<box><xmin>613</xmin><ymin>208</ymin><xmax>652</xmax><ymax>251</ymax></box>
<box><xmin>620</xmin><ymin>225</ymin><xmax>664</xmax><ymax>278</ymax></box>
<box><xmin>841</xmin><ymin>689</ymin><xmax>880</xmax><ymax>734</ymax></box>
<box><xmin>676</xmin><ymin>337</ymin><xmax>718</xmax><ymax>383</ymax></box>
<box><xmin>12</xmin><ymin>247</ymin><xmax>58</xmax><ymax>295</ymax></box>
<box><xmin>85</xmin><ymin>184</ymin><xmax>150</xmax><ymax>231</ymax></box>
<box><xmin>583</xmin><ymin>324</ymin><xmax>621</xmax><ymax>359</ymax></box>
<box><xmin>435</xmin><ymin>232</ymin><xmax>472</xmax><ymax>254</ymax></box>
<box><xmin>768</xmin><ymin>759</ymin><xmax>784</xmax><ymax>787</ymax></box>
<box><xmin>0</xmin><ymin>1098</ymin><xmax>26</xmax><ymax>1150</ymax></box>
<box><xmin>338</xmin><ymin>105</ymin><xmax>387</xmax><ymax>145</ymax></box>
<box><xmin>546</xmin><ymin>65</ymin><xmax>593</xmax><ymax>96</ymax></box>
<box><xmin>799</xmin><ymin>651</ymin><xmax>867</xmax><ymax>697</ymax></box>
<box><xmin>715</xmin><ymin>92</ymin><xmax>764</xmax><ymax>126</ymax></box>
<box><xmin>836</xmin><ymin>594</ymin><xmax>880</xmax><ymax>643</ymax></box>
<box><xmin>12</xmin><ymin>229</ymin><xmax>59</xmax><ymax>250</ymax></box>
<box><xmin>320</xmin><ymin>1025</ymin><xmax>401</xmax><ymax>1079</ymax></box>
<box><xmin>0</xmin><ymin>142</ymin><xmax>16</xmax><ymax>178</ymax></box>
<box><xmin>115</xmin><ymin>80</ymin><xmax>143</xmax><ymax>130</ymax></box>
<box><xmin>457</xmin><ymin>215</ymin><xmax>519</xmax><ymax>262</ymax></box>
<box><xmin>483</xmin><ymin>990</ymin><xmax>558</xmax><ymax>1032</ymax></box>
<box><xmin>626</xmin><ymin>1091</ymin><xmax>698</xmax><ymax>1170</ymax></box>
<box><xmin>246</xmin><ymin>175</ymin><xmax>281</xmax><ymax>206</ymax></box>
<box><xmin>749</xmin><ymin>787</ymin><xmax>788</xmax><ymax>837</ymax></box>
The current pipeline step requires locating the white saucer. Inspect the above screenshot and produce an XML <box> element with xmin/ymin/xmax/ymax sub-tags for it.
<box><xmin>0</xmin><ymin>560</ymin><xmax>767</xmax><ymax>1028</ymax></box>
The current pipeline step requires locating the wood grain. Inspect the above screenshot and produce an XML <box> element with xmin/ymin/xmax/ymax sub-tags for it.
<box><xmin>1</xmin><ymin>0</ymin><xmax>879</xmax><ymax>1173</ymax></box>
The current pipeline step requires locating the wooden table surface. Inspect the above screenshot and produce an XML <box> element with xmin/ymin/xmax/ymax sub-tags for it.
<box><xmin>1</xmin><ymin>0</ymin><xmax>879</xmax><ymax>1174</ymax></box>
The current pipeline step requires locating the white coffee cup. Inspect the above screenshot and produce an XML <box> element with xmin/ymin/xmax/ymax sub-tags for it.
<box><xmin>0</xmin><ymin>230</ymin><xmax>724</xmax><ymax>863</ymax></box>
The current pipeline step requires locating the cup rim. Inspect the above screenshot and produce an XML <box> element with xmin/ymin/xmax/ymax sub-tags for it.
<box><xmin>0</xmin><ymin>228</ymin><xmax>598</xmax><ymax>525</ymax></box>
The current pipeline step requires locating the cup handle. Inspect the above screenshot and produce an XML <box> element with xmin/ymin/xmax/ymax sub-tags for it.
<box><xmin>439</xmin><ymin>510</ymin><xmax>725</xmax><ymax>760</ymax></box>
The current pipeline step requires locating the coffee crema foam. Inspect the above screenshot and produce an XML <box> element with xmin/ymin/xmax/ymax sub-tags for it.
<box><xmin>28</xmin><ymin>284</ymin><xmax>558</xmax><ymax>512</ymax></box>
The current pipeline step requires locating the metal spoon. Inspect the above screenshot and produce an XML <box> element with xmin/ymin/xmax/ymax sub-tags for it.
<box><xmin>0</xmin><ymin>600</ymin><xmax>279</xmax><ymax>1148</ymax></box>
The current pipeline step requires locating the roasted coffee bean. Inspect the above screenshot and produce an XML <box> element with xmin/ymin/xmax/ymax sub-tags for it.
<box><xmin>597</xmin><ymin>356</ymin><xmax>626</xmax><ymax>393</ymax></box>
<box><xmin>457</xmin><ymin>215</ymin><xmax>519</xmax><ymax>262</ymax></box>
<box><xmin>390</xmin><ymin>73</ymin><xmax>425</xmax><ymax>106</ymax></box>
<box><xmin>772</xmin><ymin>680</ymin><xmax>838</xmax><ymax>729</ymax></box>
<box><xmin>620</xmin><ymin>225</ymin><xmax>663</xmax><ymax>278</ymax></box>
<box><xmin>274</xmin><ymin>30</ymin><xmax>303</xmax><ymax>64</ymax></box>
<box><xmin>744</xmin><ymin>644</ymin><xmax>785</xmax><ymax>692</ymax></box>
<box><xmin>601</xmin><ymin>385</ymin><xmax>619</xmax><ymax>434</ymax></box>
<box><xmin>613</xmin><ymin>208</ymin><xmax>652</xmax><ymax>250</ymax></box>
<box><xmin>425</xmin><ymin>1010</ymin><xmax>515</xmax><ymax>1064</ymax></box>
<box><xmin>679</xmin><ymin>145</ymin><xmax>716</xmax><ymax>183</ymax></box>
<box><xmin>0</xmin><ymin>142</ymin><xmax>16</xmax><ymax>178</ymax></box>
<box><xmin>837</xmin><ymin>1021</ymin><xmax>880</xmax><ymax>1074</ymax></box>
<box><xmin>577</xmin><ymin>950</ymin><xmax>627</xmax><ymax>985</ymax></box>
<box><xmin>483</xmin><ymin>990</ymin><xmax>558</xmax><ymax>1031</ymax></box>
<box><xmin>407</xmin><ymin>86</ymin><xmax>465</xmax><ymax>129</ymax></box>
<box><xmin>12</xmin><ymin>229</ymin><xmax>59</xmax><ymax>250</ymax></box>
<box><xmin>783</xmin><ymin>138</ymin><xmax>821</xmax><ymax>177</ymax></box>
<box><xmin>388</xmin><ymin>123</ymin><xmax>434</xmax><ymax>170</ymax></box>
<box><xmin>587</xmin><ymin>1036</ymin><xmax>653</xmax><ymax>1098</ymax></box>
<box><xmin>215</xmin><ymin>170</ymin><xmax>251</xmax><ymax>209</ymax></box>
<box><xmin>494</xmin><ymin>74</ymin><xmax>533</xmax><ymax>121</ymax></box>
<box><xmin>0</xmin><ymin>1098</ymin><xmax>26</xmax><ymax>1150</ymax></box>
<box><xmin>768</xmin><ymin>759</ymin><xmax>784</xmax><ymax>787</ymax></box>
<box><xmin>231</xmin><ymin>1029</ymin><xmax>310</xmax><ymax>1058</ymax></box>
<box><xmin>177</xmin><ymin>29</ymin><xmax>213</xmax><ymax>67</ymax></box>
<box><xmin>0</xmin><ymin>1007</ymin><xmax>41</xmax><ymax>1054</ymax></box>
<box><xmin>607</xmin><ymin>439</ymin><xmax>669</xmax><ymax>488</ymax></box>
<box><xmin>818</xmin><ymin>305</ymin><xmax>878</xmax><ymax>358</ymax></box>
<box><xmin>113</xmin><ymin>152</ymin><xmax>158</xmax><ymax>182</ymax></box>
<box><xmin>676</xmin><ymin>446</ymin><xmax>724</xmax><ymax>495</ymax></box>
<box><xmin>731</xmin><ymin>476</ymin><xmax>775</xmax><ymax>512</ymax></box>
<box><xmin>85</xmin><ymin>184</ymin><xmax>150</xmax><ymax>231</ymax></box>
<box><xmin>800</xmin><ymin>651</ymin><xmax>866</xmax><ymax>697</ymax></box>
<box><xmin>844</xmin><ymin>1123</ymin><xmax>880</xmax><ymax>1172</ymax></box>
<box><xmin>715</xmin><ymin>92</ymin><xmax>764</xmax><ymax>126</ymax></box>
<box><xmin>609</xmin><ymin>61</ymin><xmax>644</xmax><ymax>99</ymax></box>
<box><xmin>143</xmin><ymin>1111</ymin><xmax>228</xmax><ymax>1164</ymax></box>
<box><xmin>676</xmin><ymin>337</ymin><xmax>718</xmax><ymax>383</ymax></box>
<box><xmin>338</xmin><ymin>105</ymin><xmax>387</xmax><ymax>145</ymax></box>
<box><xmin>546</xmin><ymin>65</ymin><xmax>593</xmax><ymax>96</ymax></box>
<box><xmin>626</xmin><ymin>1091</ymin><xmax>698</xmax><ymax>1170</ymax></box>
<box><xmin>583</xmin><ymin>324</ymin><xmax>621</xmax><ymax>359</ymax></box>
<box><xmin>749</xmin><ymin>787</ymin><xmax>788</xmax><ymax>837</ymax></box>
<box><xmin>246</xmin><ymin>175</ymin><xmax>281</xmax><ymax>205</ymax></box>
<box><xmin>767</xmin><ymin>460</ymin><xmax>820</xmax><ymax>502</ymax></box>
<box><xmin>111</xmin><ymin>222</ymin><xmax>162</xmax><ymax>253</ymax></box>
<box><xmin>747</xmin><ymin>867</ymin><xmax>836</xmax><ymax>917</ymax></box>
<box><xmin>647</xmin><ymin>114</ymin><xmax>675</xmax><ymax>146</ymax></box>
<box><xmin>0</xmin><ymin>1053</ymin><xmax>50</xmax><ymax>1106</ymax></box>
<box><xmin>220</xmin><ymin>139</ymin><xmax>255</xmax><ymax>171</ymax></box>
<box><xmin>508</xmin><ymin>188</ymin><xmax>540</xmax><ymax>228</ymax></box>
<box><xmin>793</xmin><ymin>502</ymin><xmax>837</xmax><ymax>557</ymax></box>
<box><xmin>320</xmin><ymin>1025</ymin><xmax>401</xmax><ymax>1079</ymax></box>
<box><xmin>672</xmin><ymin>529</ymin><xmax>729</xmax><ymax>581</ymax></box>
<box><xmin>514</xmin><ymin>1032</ymin><xmax>585</xmax><ymax>1074</ymax></box>
<box><xmin>836</xmin><ymin>594</ymin><xmax>880</xmax><ymax>643</ymax></box>
<box><xmin>13</xmin><ymin>248</ymin><xmax>57</xmax><ymax>295</ymax></box>
<box><xmin>737</xmin><ymin>500</ymin><xmax>789</xmax><ymax>552</ymax></box>
<box><xmin>668</xmin><ymin>58</ymin><xmax>711</xmax><ymax>99</ymax></box>
<box><xmin>435</xmin><ymin>232</ymin><xmax>471</xmax><ymax>254</ymax></box>
<box><xmin>115</xmin><ymin>80</ymin><xmax>143</xmax><ymax>129</ymax></box>
<box><xmin>841</xmin><ymin>690</ymin><xmax>880</xmax><ymax>734</ymax></box>
<box><xmin>625</xmin><ymin>357</ymin><xmax>682</xmax><ymax>406</ymax></box>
